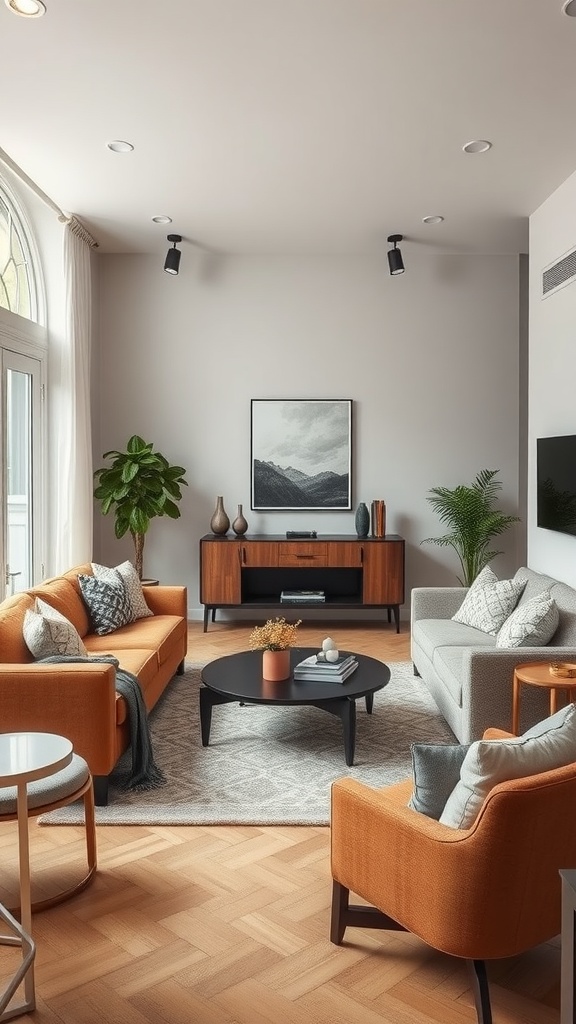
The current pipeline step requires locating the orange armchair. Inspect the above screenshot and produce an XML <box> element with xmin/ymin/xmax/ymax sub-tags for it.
<box><xmin>330</xmin><ymin>729</ymin><xmax>576</xmax><ymax>1024</ymax></box>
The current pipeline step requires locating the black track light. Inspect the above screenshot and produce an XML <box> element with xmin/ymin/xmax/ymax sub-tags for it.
<box><xmin>164</xmin><ymin>234</ymin><xmax>182</xmax><ymax>275</ymax></box>
<box><xmin>387</xmin><ymin>234</ymin><xmax>405</xmax><ymax>276</ymax></box>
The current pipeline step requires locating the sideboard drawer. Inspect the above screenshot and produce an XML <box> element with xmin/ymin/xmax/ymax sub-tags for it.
<box><xmin>278</xmin><ymin>543</ymin><xmax>328</xmax><ymax>567</ymax></box>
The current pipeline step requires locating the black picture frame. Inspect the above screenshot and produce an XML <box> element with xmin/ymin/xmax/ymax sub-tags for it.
<box><xmin>251</xmin><ymin>399</ymin><xmax>353</xmax><ymax>511</ymax></box>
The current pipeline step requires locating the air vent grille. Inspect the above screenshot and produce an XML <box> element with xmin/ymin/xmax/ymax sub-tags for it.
<box><xmin>542</xmin><ymin>247</ymin><xmax>576</xmax><ymax>298</ymax></box>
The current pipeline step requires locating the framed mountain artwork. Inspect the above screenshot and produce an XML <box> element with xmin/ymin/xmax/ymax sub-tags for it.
<box><xmin>250</xmin><ymin>399</ymin><xmax>353</xmax><ymax>511</ymax></box>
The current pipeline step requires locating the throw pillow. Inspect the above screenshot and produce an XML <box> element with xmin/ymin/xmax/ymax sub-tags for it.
<box><xmin>92</xmin><ymin>560</ymin><xmax>153</xmax><ymax>621</ymax></box>
<box><xmin>439</xmin><ymin>702</ymin><xmax>576</xmax><ymax>829</ymax></box>
<box><xmin>23</xmin><ymin>597</ymin><xmax>88</xmax><ymax>658</ymax></box>
<box><xmin>78</xmin><ymin>571</ymin><xmax>132</xmax><ymax>636</ymax></box>
<box><xmin>408</xmin><ymin>742</ymin><xmax>471</xmax><ymax>819</ymax></box>
<box><xmin>496</xmin><ymin>591</ymin><xmax>559</xmax><ymax>648</ymax></box>
<box><xmin>452</xmin><ymin>566</ymin><xmax>526</xmax><ymax>635</ymax></box>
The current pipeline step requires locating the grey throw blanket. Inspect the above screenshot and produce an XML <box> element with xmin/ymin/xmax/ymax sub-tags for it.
<box><xmin>38</xmin><ymin>654</ymin><xmax>166</xmax><ymax>791</ymax></box>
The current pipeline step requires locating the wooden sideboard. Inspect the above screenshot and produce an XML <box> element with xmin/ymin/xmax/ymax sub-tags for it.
<box><xmin>199</xmin><ymin>534</ymin><xmax>405</xmax><ymax>632</ymax></box>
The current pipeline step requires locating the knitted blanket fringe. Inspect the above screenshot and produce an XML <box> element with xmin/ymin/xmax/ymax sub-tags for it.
<box><xmin>37</xmin><ymin>654</ymin><xmax>166</xmax><ymax>791</ymax></box>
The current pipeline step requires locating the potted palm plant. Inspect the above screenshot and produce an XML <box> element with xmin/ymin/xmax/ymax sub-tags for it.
<box><xmin>422</xmin><ymin>469</ymin><xmax>520</xmax><ymax>586</ymax></box>
<box><xmin>94</xmin><ymin>434</ymin><xmax>188</xmax><ymax>579</ymax></box>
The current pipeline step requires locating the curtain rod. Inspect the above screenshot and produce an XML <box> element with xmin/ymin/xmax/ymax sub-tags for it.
<box><xmin>0</xmin><ymin>146</ymin><xmax>99</xmax><ymax>249</ymax></box>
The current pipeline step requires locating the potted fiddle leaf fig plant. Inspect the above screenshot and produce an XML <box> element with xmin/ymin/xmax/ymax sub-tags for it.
<box><xmin>94</xmin><ymin>434</ymin><xmax>188</xmax><ymax>579</ymax></box>
<box><xmin>422</xmin><ymin>469</ymin><xmax>520</xmax><ymax>586</ymax></box>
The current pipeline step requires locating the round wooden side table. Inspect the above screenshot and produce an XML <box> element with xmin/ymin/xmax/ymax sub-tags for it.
<box><xmin>512</xmin><ymin>662</ymin><xmax>576</xmax><ymax>735</ymax></box>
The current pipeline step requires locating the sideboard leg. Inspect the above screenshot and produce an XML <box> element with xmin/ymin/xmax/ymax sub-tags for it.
<box><xmin>203</xmin><ymin>606</ymin><xmax>210</xmax><ymax>632</ymax></box>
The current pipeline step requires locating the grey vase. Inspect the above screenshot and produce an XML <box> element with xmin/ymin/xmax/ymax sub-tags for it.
<box><xmin>232</xmin><ymin>504</ymin><xmax>248</xmax><ymax>536</ymax></box>
<box><xmin>355</xmin><ymin>501</ymin><xmax>370</xmax><ymax>538</ymax></box>
<box><xmin>210</xmin><ymin>496</ymin><xmax>230</xmax><ymax>535</ymax></box>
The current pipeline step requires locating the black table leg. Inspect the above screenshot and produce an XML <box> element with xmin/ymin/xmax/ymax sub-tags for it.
<box><xmin>199</xmin><ymin>686</ymin><xmax>213</xmax><ymax>745</ymax></box>
<box><xmin>322</xmin><ymin>698</ymin><xmax>357</xmax><ymax>766</ymax></box>
<box><xmin>365</xmin><ymin>692</ymin><xmax>374</xmax><ymax>714</ymax></box>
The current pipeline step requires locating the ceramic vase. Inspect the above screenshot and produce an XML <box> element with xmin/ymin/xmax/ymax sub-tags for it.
<box><xmin>232</xmin><ymin>504</ymin><xmax>248</xmax><ymax>536</ymax></box>
<box><xmin>210</xmin><ymin>496</ymin><xmax>230</xmax><ymax>535</ymax></box>
<box><xmin>262</xmin><ymin>648</ymin><xmax>291</xmax><ymax>681</ymax></box>
<box><xmin>354</xmin><ymin>501</ymin><xmax>370</xmax><ymax>538</ymax></box>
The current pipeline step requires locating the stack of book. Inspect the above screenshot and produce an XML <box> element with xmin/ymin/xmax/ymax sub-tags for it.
<box><xmin>280</xmin><ymin>589</ymin><xmax>325</xmax><ymax>605</ymax></box>
<box><xmin>371</xmin><ymin>499</ymin><xmax>386</xmax><ymax>537</ymax></box>
<box><xmin>293</xmin><ymin>653</ymin><xmax>358</xmax><ymax>683</ymax></box>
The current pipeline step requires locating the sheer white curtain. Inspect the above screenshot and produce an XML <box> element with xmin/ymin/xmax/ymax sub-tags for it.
<box><xmin>52</xmin><ymin>218</ymin><xmax>94</xmax><ymax>572</ymax></box>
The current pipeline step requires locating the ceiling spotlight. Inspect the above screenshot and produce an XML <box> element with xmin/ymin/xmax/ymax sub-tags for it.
<box><xmin>164</xmin><ymin>234</ymin><xmax>182</xmax><ymax>275</ymax></box>
<box><xmin>422</xmin><ymin>215</ymin><xmax>444</xmax><ymax>225</ymax></box>
<box><xmin>463</xmin><ymin>139</ymin><xmax>492</xmax><ymax>154</ymax></box>
<box><xmin>106</xmin><ymin>140</ymin><xmax>134</xmax><ymax>153</ymax></box>
<box><xmin>387</xmin><ymin>234</ymin><xmax>405</xmax><ymax>276</ymax></box>
<box><xmin>152</xmin><ymin>215</ymin><xmax>172</xmax><ymax>224</ymax></box>
<box><xmin>562</xmin><ymin>0</ymin><xmax>576</xmax><ymax>15</ymax></box>
<box><xmin>5</xmin><ymin>0</ymin><xmax>46</xmax><ymax>14</ymax></box>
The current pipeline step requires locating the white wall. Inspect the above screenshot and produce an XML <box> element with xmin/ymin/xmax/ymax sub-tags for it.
<box><xmin>529</xmin><ymin>168</ymin><xmax>576</xmax><ymax>584</ymax></box>
<box><xmin>95</xmin><ymin>251</ymin><xmax>522</xmax><ymax>619</ymax></box>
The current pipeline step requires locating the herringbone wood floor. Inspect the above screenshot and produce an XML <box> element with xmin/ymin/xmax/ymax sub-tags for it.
<box><xmin>0</xmin><ymin>620</ymin><xmax>561</xmax><ymax>1023</ymax></box>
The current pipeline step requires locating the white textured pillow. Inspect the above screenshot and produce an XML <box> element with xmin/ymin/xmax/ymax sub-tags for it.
<box><xmin>23</xmin><ymin>597</ymin><xmax>88</xmax><ymax>658</ymax></box>
<box><xmin>439</xmin><ymin>702</ymin><xmax>576</xmax><ymax>829</ymax></box>
<box><xmin>496</xmin><ymin>591</ymin><xmax>559</xmax><ymax>648</ymax></box>
<box><xmin>452</xmin><ymin>566</ymin><xmax>525</xmax><ymax>635</ymax></box>
<box><xmin>92</xmin><ymin>561</ymin><xmax>152</xmax><ymax>620</ymax></box>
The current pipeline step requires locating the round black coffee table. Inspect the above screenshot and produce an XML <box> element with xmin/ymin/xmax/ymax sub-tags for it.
<box><xmin>199</xmin><ymin>647</ymin><xmax>390</xmax><ymax>766</ymax></box>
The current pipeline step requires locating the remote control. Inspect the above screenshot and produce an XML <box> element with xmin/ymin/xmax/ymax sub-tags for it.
<box><xmin>286</xmin><ymin>530</ymin><xmax>318</xmax><ymax>539</ymax></box>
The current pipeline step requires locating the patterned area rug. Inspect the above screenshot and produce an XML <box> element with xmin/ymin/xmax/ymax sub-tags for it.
<box><xmin>40</xmin><ymin>661</ymin><xmax>455</xmax><ymax>826</ymax></box>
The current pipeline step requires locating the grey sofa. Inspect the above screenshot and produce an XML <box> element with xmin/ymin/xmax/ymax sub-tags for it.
<box><xmin>411</xmin><ymin>566</ymin><xmax>576</xmax><ymax>742</ymax></box>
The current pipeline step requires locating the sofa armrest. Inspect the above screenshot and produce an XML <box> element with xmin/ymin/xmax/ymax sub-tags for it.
<box><xmin>0</xmin><ymin>662</ymin><xmax>119</xmax><ymax>775</ymax></box>
<box><xmin>461</xmin><ymin>646</ymin><xmax>576</xmax><ymax>740</ymax></box>
<box><xmin>411</xmin><ymin>586</ymin><xmax>468</xmax><ymax>623</ymax></box>
<box><xmin>143</xmin><ymin>585</ymin><xmax>187</xmax><ymax>618</ymax></box>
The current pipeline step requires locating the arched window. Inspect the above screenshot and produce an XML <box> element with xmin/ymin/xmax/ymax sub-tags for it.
<box><xmin>0</xmin><ymin>186</ymin><xmax>39</xmax><ymax>322</ymax></box>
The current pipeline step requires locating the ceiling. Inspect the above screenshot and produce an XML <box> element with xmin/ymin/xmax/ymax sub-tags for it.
<box><xmin>2</xmin><ymin>0</ymin><xmax>576</xmax><ymax>259</ymax></box>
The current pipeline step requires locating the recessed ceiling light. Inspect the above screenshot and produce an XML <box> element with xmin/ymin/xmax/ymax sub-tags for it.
<box><xmin>5</xmin><ymin>0</ymin><xmax>46</xmax><ymax>15</ymax></box>
<box><xmin>422</xmin><ymin>215</ymin><xmax>444</xmax><ymax>225</ymax></box>
<box><xmin>562</xmin><ymin>0</ymin><xmax>576</xmax><ymax>15</ymax></box>
<box><xmin>463</xmin><ymin>140</ymin><xmax>492</xmax><ymax>154</ymax></box>
<box><xmin>106</xmin><ymin>140</ymin><xmax>134</xmax><ymax>153</ymax></box>
<box><xmin>152</xmin><ymin>215</ymin><xmax>172</xmax><ymax>225</ymax></box>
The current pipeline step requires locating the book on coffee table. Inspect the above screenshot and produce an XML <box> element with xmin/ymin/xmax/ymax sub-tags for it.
<box><xmin>280</xmin><ymin>590</ymin><xmax>325</xmax><ymax>603</ymax></box>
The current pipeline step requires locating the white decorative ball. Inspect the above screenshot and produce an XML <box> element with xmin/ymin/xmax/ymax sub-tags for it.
<box><xmin>325</xmin><ymin>648</ymin><xmax>340</xmax><ymax>662</ymax></box>
<box><xmin>316</xmin><ymin>651</ymin><xmax>326</xmax><ymax>661</ymax></box>
<box><xmin>322</xmin><ymin>637</ymin><xmax>337</xmax><ymax>652</ymax></box>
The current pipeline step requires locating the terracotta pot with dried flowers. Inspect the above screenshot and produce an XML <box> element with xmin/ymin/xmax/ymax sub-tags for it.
<box><xmin>249</xmin><ymin>616</ymin><xmax>302</xmax><ymax>681</ymax></box>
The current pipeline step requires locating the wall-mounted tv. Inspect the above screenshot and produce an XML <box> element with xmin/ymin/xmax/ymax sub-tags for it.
<box><xmin>537</xmin><ymin>434</ymin><xmax>576</xmax><ymax>537</ymax></box>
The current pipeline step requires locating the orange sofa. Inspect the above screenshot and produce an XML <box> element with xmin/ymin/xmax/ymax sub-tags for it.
<box><xmin>0</xmin><ymin>563</ymin><xmax>188</xmax><ymax>804</ymax></box>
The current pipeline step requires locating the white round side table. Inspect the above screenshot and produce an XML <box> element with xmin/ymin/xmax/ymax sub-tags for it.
<box><xmin>0</xmin><ymin>733</ymin><xmax>73</xmax><ymax>1019</ymax></box>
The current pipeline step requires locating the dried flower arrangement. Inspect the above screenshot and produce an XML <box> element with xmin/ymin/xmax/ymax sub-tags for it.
<box><xmin>249</xmin><ymin>616</ymin><xmax>302</xmax><ymax>651</ymax></box>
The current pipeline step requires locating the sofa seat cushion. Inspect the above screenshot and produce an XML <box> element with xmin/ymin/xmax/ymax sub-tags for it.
<box><xmin>413</xmin><ymin>618</ymin><xmax>496</xmax><ymax>663</ymax></box>
<box><xmin>31</xmin><ymin>577</ymin><xmax>91</xmax><ymax>637</ymax></box>
<box><xmin>431</xmin><ymin>646</ymin><xmax>474</xmax><ymax>706</ymax></box>
<box><xmin>0</xmin><ymin>592</ymin><xmax>36</xmax><ymax>663</ymax></box>
<box><xmin>83</xmin><ymin>614</ymin><xmax>186</xmax><ymax>664</ymax></box>
<box><xmin>92</xmin><ymin>648</ymin><xmax>160</xmax><ymax>725</ymax></box>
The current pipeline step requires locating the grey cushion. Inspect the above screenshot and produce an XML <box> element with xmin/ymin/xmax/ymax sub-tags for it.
<box><xmin>0</xmin><ymin>753</ymin><xmax>89</xmax><ymax>815</ymax></box>
<box><xmin>409</xmin><ymin>742</ymin><xmax>471</xmax><ymax>819</ymax></box>
<box><xmin>78</xmin><ymin>571</ymin><xmax>132</xmax><ymax>635</ymax></box>
<box><xmin>412</xmin><ymin>618</ymin><xmax>496</xmax><ymax>663</ymax></box>
<box><xmin>92</xmin><ymin>560</ymin><xmax>153</xmax><ymax>621</ymax></box>
<box><xmin>496</xmin><ymin>592</ymin><xmax>559</xmax><ymax>648</ymax></box>
<box><xmin>453</xmin><ymin>567</ymin><xmax>526</xmax><ymax>635</ymax></box>
<box><xmin>23</xmin><ymin>598</ymin><xmax>88</xmax><ymax>658</ymax></box>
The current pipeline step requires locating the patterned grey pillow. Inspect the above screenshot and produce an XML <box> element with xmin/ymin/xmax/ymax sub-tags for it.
<box><xmin>78</xmin><ymin>571</ymin><xmax>132</xmax><ymax>635</ymax></box>
<box><xmin>23</xmin><ymin>597</ymin><xmax>88</xmax><ymax>657</ymax></box>
<box><xmin>496</xmin><ymin>591</ymin><xmax>559</xmax><ymax>647</ymax></box>
<box><xmin>452</xmin><ymin>566</ymin><xmax>526</xmax><ymax>635</ymax></box>
<box><xmin>408</xmin><ymin>742</ymin><xmax>471</xmax><ymax>819</ymax></box>
<box><xmin>92</xmin><ymin>560</ymin><xmax>153</xmax><ymax>620</ymax></box>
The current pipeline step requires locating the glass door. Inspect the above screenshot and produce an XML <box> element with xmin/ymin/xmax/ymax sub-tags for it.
<box><xmin>1</xmin><ymin>350</ymin><xmax>44</xmax><ymax>597</ymax></box>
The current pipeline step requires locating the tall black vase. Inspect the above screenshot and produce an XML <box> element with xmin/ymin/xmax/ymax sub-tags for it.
<box><xmin>354</xmin><ymin>502</ymin><xmax>370</xmax><ymax>538</ymax></box>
